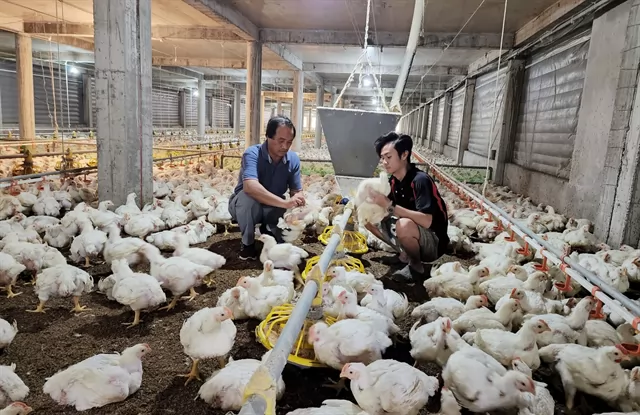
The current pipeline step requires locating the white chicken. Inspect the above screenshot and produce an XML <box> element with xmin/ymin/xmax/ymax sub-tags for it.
<box><xmin>196</xmin><ymin>351</ymin><xmax>285</xmax><ymax>412</ymax></box>
<box><xmin>0</xmin><ymin>252</ymin><xmax>26</xmax><ymax>298</ymax></box>
<box><xmin>0</xmin><ymin>319</ymin><xmax>17</xmax><ymax>350</ymax></box>
<box><xmin>409</xmin><ymin>317</ymin><xmax>452</xmax><ymax>365</ymax></box>
<box><xmin>0</xmin><ymin>402</ymin><xmax>32</xmax><ymax>415</ymax></box>
<box><xmin>179</xmin><ymin>306</ymin><xmax>236</xmax><ymax>385</ymax></box>
<box><xmin>235</xmin><ymin>276</ymin><xmax>293</xmax><ymax>319</ymax></box>
<box><xmin>0</xmin><ymin>363</ymin><xmax>28</xmax><ymax>408</ymax></box>
<box><xmin>216</xmin><ymin>286</ymin><xmax>250</xmax><ymax>321</ymax></box>
<box><xmin>336</xmin><ymin>290</ymin><xmax>400</xmax><ymax>335</ymax></box>
<box><xmin>172</xmin><ymin>232</ymin><xmax>226</xmax><ymax>285</ymax></box>
<box><xmin>411</xmin><ymin>295</ymin><xmax>488</xmax><ymax>322</ymax></box>
<box><xmin>424</xmin><ymin>265</ymin><xmax>489</xmax><ymax>302</ymax></box>
<box><xmin>511</xmin><ymin>358</ymin><xmax>555</xmax><ymax>415</ymax></box>
<box><xmin>28</xmin><ymin>264</ymin><xmax>93</xmax><ymax>313</ymax></box>
<box><xmin>257</xmin><ymin>234</ymin><xmax>308</xmax><ymax>285</ymax></box>
<box><xmin>110</xmin><ymin>259</ymin><xmax>166</xmax><ymax>327</ymax></box>
<box><xmin>360</xmin><ymin>284</ymin><xmax>409</xmax><ymax>319</ymax></box>
<box><xmin>69</xmin><ymin>219</ymin><xmax>108</xmax><ymax>267</ymax></box>
<box><xmin>42</xmin><ymin>343</ymin><xmax>151</xmax><ymax>411</ymax></box>
<box><xmin>340</xmin><ymin>360</ymin><xmax>439</xmax><ymax>415</ymax></box>
<box><xmin>286</xmin><ymin>399</ymin><xmax>365</xmax><ymax>415</ymax></box>
<box><xmin>354</xmin><ymin>171</ymin><xmax>391</xmax><ymax>226</ymax></box>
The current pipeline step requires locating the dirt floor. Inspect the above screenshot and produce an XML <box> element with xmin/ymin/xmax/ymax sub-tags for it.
<box><xmin>0</xmin><ymin>227</ymin><xmax>623</xmax><ymax>415</ymax></box>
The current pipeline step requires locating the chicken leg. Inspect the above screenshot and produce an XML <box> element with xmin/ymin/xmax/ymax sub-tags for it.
<box><xmin>217</xmin><ymin>355</ymin><xmax>227</xmax><ymax>368</ymax></box>
<box><xmin>84</xmin><ymin>256</ymin><xmax>91</xmax><ymax>268</ymax></box>
<box><xmin>26</xmin><ymin>300</ymin><xmax>46</xmax><ymax>313</ymax></box>
<box><xmin>29</xmin><ymin>271</ymin><xmax>37</xmax><ymax>285</ymax></box>
<box><xmin>123</xmin><ymin>310</ymin><xmax>142</xmax><ymax>328</ymax></box>
<box><xmin>223</xmin><ymin>224</ymin><xmax>229</xmax><ymax>237</ymax></box>
<box><xmin>203</xmin><ymin>275</ymin><xmax>215</xmax><ymax>289</ymax></box>
<box><xmin>159</xmin><ymin>295</ymin><xmax>180</xmax><ymax>311</ymax></box>
<box><xmin>181</xmin><ymin>287</ymin><xmax>199</xmax><ymax>302</ymax></box>
<box><xmin>5</xmin><ymin>284</ymin><xmax>21</xmax><ymax>298</ymax></box>
<box><xmin>322</xmin><ymin>378</ymin><xmax>348</xmax><ymax>396</ymax></box>
<box><xmin>179</xmin><ymin>358</ymin><xmax>201</xmax><ymax>386</ymax></box>
<box><xmin>71</xmin><ymin>296</ymin><xmax>90</xmax><ymax>312</ymax></box>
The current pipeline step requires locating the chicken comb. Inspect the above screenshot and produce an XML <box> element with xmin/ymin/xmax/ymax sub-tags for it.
<box><xmin>615</xmin><ymin>344</ymin><xmax>630</xmax><ymax>355</ymax></box>
<box><xmin>11</xmin><ymin>402</ymin><xmax>28</xmax><ymax>408</ymax></box>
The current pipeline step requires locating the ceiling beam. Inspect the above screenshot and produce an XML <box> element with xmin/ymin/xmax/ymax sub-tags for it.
<box><xmin>302</xmin><ymin>63</ymin><xmax>467</xmax><ymax>76</ymax></box>
<box><xmin>151</xmin><ymin>57</ymin><xmax>290</xmax><ymax>70</ymax></box>
<box><xmin>154</xmin><ymin>66</ymin><xmax>204</xmax><ymax>80</ymax></box>
<box><xmin>260</xmin><ymin>29</ymin><xmax>514</xmax><ymax>49</ymax></box>
<box><xmin>23</xmin><ymin>22</ymin><xmax>244</xmax><ymax>41</ymax></box>
<box><xmin>515</xmin><ymin>0</ymin><xmax>587</xmax><ymax>45</ymax></box>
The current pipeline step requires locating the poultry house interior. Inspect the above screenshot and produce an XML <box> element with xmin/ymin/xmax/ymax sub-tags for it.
<box><xmin>1</xmin><ymin>0</ymin><xmax>640</xmax><ymax>414</ymax></box>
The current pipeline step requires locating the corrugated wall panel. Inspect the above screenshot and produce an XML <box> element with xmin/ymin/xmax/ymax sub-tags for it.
<box><xmin>447</xmin><ymin>86</ymin><xmax>465</xmax><ymax>148</ymax></box>
<box><xmin>151</xmin><ymin>87</ymin><xmax>180</xmax><ymax>127</ymax></box>
<box><xmin>240</xmin><ymin>96</ymin><xmax>246</xmax><ymax>129</ymax></box>
<box><xmin>0</xmin><ymin>61</ymin><xmax>83</xmax><ymax>128</ymax></box>
<box><xmin>468</xmin><ymin>67</ymin><xmax>508</xmax><ymax>157</ymax></box>
<box><xmin>425</xmin><ymin>104</ymin><xmax>433</xmax><ymax>143</ymax></box>
<box><xmin>512</xmin><ymin>33</ymin><xmax>590</xmax><ymax>179</ymax></box>
<box><xmin>206</xmin><ymin>97</ymin><xmax>212</xmax><ymax>127</ymax></box>
<box><xmin>434</xmin><ymin>98</ymin><xmax>445</xmax><ymax>143</ymax></box>
<box><xmin>184</xmin><ymin>93</ymin><xmax>198</xmax><ymax>128</ymax></box>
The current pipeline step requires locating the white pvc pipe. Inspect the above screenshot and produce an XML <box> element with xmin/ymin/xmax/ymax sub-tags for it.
<box><xmin>427</xmin><ymin>161</ymin><xmax>640</xmax><ymax>329</ymax></box>
<box><xmin>389</xmin><ymin>0</ymin><xmax>424</xmax><ymax>111</ymax></box>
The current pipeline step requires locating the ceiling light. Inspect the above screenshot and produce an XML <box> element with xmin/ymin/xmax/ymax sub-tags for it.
<box><xmin>69</xmin><ymin>66</ymin><xmax>79</xmax><ymax>75</ymax></box>
<box><xmin>371</xmin><ymin>97</ymin><xmax>377</xmax><ymax>104</ymax></box>
<box><xmin>362</xmin><ymin>76</ymin><xmax>372</xmax><ymax>87</ymax></box>
<box><xmin>193</xmin><ymin>90</ymin><xmax>199</xmax><ymax>97</ymax></box>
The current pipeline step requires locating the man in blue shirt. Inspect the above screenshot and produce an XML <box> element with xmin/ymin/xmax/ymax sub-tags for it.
<box><xmin>229</xmin><ymin>116</ymin><xmax>305</xmax><ymax>260</ymax></box>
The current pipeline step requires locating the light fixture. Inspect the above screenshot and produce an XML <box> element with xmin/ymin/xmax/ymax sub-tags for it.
<box><xmin>362</xmin><ymin>76</ymin><xmax>373</xmax><ymax>87</ymax></box>
<box><xmin>193</xmin><ymin>90</ymin><xmax>199</xmax><ymax>97</ymax></box>
<box><xmin>69</xmin><ymin>66</ymin><xmax>79</xmax><ymax>75</ymax></box>
<box><xmin>371</xmin><ymin>97</ymin><xmax>377</xmax><ymax>104</ymax></box>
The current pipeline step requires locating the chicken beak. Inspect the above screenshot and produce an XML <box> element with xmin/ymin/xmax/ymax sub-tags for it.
<box><xmin>339</xmin><ymin>365</ymin><xmax>350</xmax><ymax>378</ymax></box>
<box><xmin>509</xmin><ymin>288</ymin><xmax>518</xmax><ymax>299</ymax></box>
<box><xmin>480</xmin><ymin>294</ymin><xmax>488</xmax><ymax>305</ymax></box>
<box><xmin>528</xmin><ymin>379</ymin><xmax>536</xmax><ymax>395</ymax></box>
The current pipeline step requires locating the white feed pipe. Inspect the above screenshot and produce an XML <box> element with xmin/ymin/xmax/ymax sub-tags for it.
<box><xmin>423</xmin><ymin>159</ymin><xmax>640</xmax><ymax>330</ymax></box>
<box><xmin>389</xmin><ymin>0</ymin><xmax>424</xmax><ymax>112</ymax></box>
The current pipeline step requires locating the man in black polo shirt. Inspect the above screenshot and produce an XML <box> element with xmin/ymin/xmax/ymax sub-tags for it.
<box><xmin>364</xmin><ymin>132</ymin><xmax>449</xmax><ymax>281</ymax></box>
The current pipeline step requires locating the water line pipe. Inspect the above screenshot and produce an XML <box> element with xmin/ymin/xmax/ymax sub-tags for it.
<box><xmin>428</xmin><ymin>162</ymin><xmax>640</xmax><ymax>326</ymax></box>
<box><xmin>238</xmin><ymin>207</ymin><xmax>354</xmax><ymax>415</ymax></box>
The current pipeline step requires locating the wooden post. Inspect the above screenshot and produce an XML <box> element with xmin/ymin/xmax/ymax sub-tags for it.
<box><xmin>15</xmin><ymin>34</ymin><xmax>35</xmax><ymax>140</ymax></box>
<box><xmin>245</xmin><ymin>41</ymin><xmax>262</xmax><ymax>147</ymax></box>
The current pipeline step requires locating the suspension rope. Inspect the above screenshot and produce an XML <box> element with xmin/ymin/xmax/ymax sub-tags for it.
<box><xmin>481</xmin><ymin>0</ymin><xmax>508</xmax><ymax>197</ymax></box>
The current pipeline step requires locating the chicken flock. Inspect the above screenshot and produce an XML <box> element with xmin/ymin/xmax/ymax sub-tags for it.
<box><xmin>0</xmin><ymin>144</ymin><xmax>637</xmax><ymax>415</ymax></box>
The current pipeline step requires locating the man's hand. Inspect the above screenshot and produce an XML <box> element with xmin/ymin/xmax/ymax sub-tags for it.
<box><xmin>369</xmin><ymin>190</ymin><xmax>392</xmax><ymax>209</ymax></box>
<box><xmin>284</xmin><ymin>193</ymin><xmax>306</xmax><ymax>209</ymax></box>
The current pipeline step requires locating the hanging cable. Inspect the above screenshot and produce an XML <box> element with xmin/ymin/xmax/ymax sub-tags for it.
<box><xmin>481</xmin><ymin>0</ymin><xmax>508</xmax><ymax>197</ymax></box>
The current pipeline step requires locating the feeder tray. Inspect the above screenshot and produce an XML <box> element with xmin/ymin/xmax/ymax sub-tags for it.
<box><xmin>318</xmin><ymin>225</ymin><xmax>368</xmax><ymax>254</ymax></box>
<box><xmin>86</xmin><ymin>158</ymin><xmax>97</xmax><ymax>167</ymax></box>
<box><xmin>255</xmin><ymin>304</ymin><xmax>337</xmax><ymax>368</ymax></box>
<box><xmin>301</xmin><ymin>254</ymin><xmax>365</xmax><ymax>281</ymax></box>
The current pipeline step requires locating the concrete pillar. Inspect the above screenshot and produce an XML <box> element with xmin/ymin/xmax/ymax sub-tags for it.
<box><xmin>197</xmin><ymin>78</ymin><xmax>206</xmax><ymax>137</ymax></box>
<box><xmin>330</xmin><ymin>86</ymin><xmax>337</xmax><ymax>107</ymax></box>
<box><xmin>307</xmin><ymin>107</ymin><xmax>313</xmax><ymax>131</ymax></box>
<box><xmin>178</xmin><ymin>90</ymin><xmax>186</xmax><ymax>127</ymax></box>
<box><xmin>82</xmin><ymin>73</ymin><xmax>93</xmax><ymax>129</ymax></box>
<box><xmin>233</xmin><ymin>88</ymin><xmax>241</xmax><ymax>136</ymax></box>
<box><xmin>245</xmin><ymin>41</ymin><xmax>262</xmax><ymax>148</ymax></box>
<box><xmin>315</xmin><ymin>82</ymin><xmax>324</xmax><ymax>148</ymax></box>
<box><xmin>276</xmin><ymin>100</ymin><xmax>282</xmax><ymax>116</ymax></box>
<box><xmin>15</xmin><ymin>33</ymin><xmax>35</xmax><ymax>140</ymax></box>
<box><xmin>291</xmin><ymin>71</ymin><xmax>304</xmax><ymax>151</ymax></box>
<box><xmin>420</xmin><ymin>105</ymin><xmax>429</xmax><ymax>146</ymax></box>
<box><xmin>457</xmin><ymin>79</ymin><xmax>476</xmax><ymax>164</ymax></box>
<box><xmin>93</xmin><ymin>0</ymin><xmax>152</xmax><ymax>207</ymax></box>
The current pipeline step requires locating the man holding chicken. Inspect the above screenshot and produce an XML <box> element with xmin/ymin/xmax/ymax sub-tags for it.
<box><xmin>365</xmin><ymin>132</ymin><xmax>449</xmax><ymax>282</ymax></box>
<box><xmin>229</xmin><ymin>116</ymin><xmax>305</xmax><ymax>260</ymax></box>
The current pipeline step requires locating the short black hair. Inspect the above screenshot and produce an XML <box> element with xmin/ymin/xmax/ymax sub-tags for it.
<box><xmin>266</xmin><ymin>116</ymin><xmax>296</xmax><ymax>139</ymax></box>
<box><xmin>375</xmin><ymin>132</ymin><xmax>412</xmax><ymax>162</ymax></box>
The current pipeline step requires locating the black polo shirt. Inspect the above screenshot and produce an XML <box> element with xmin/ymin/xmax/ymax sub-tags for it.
<box><xmin>387</xmin><ymin>164</ymin><xmax>449</xmax><ymax>255</ymax></box>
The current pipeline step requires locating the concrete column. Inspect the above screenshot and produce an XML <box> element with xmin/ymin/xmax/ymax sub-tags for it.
<box><xmin>315</xmin><ymin>82</ymin><xmax>324</xmax><ymax>148</ymax></box>
<box><xmin>82</xmin><ymin>73</ymin><xmax>93</xmax><ymax>129</ymax></box>
<box><xmin>307</xmin><ymin>107</ymin><xmax>313</xmax><ymax>131</ymax></box>
<box><xmin>15</xmin><ymin>34</ymin><xmax>35</xmax><ymax>140</ymax></box>
<box><xmin>420</xmin><ymin>105</ymin><xmax>429</xmax><ymax>146</ymax></box>
<box><xmin>245</xmin><ymin>41</ymin><xmax>262</xmax><ymax>148</ymax></box>
<box><xmin>457</xmin><ymin>79</ymin><xmax>476</xmax><ymax>164</ymax></box>
<box><xmin>93</xmin><ymin>0</ymin><xmax>152</xmax><ymax>207</ymax></box>
<box><xmin>233</xmin><ymin>88</ymin><xmax>241</xmax><ymax>136</ymax></box>
<box><xmin>291</xmin><ymin>71</ymin><xmax>304</xmax><ymax>151</ymax></box>
<box><xmin>197</xmin><ymin>78</ymin><xmax>206</xmax><ymax>137</ymax></box>
<box><xmin>276</xmin><ymin>100</ymin><xmax>282</xmax><ymax>116</ymax></box>
<box><xmin>178</xmin><ymin>90</ymin><xmax>186</xmax><ymax>127</ymax></box>
<box><xmin>330</xmin><ymin>86</ymin><xmax>337</xmax><ymax>107</ymax></box>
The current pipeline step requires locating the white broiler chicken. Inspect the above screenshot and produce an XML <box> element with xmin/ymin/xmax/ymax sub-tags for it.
<box><xmin>235</xmin><ymin>276</ymin><xmax>293</xmax><ymax>319</ymax></box>
<box><xmin>207</xmin><ymin>196</ymin><xmax>233</xmax><ymax>236</ymax></box>
<box><xmin>336</xmin><ymin>290</ymin><xmax>400</xmax><ymax>335</ymax></box>
<box><xmin>360</xmin><ymin>284</ymin><xmax>409</xmax><ymax>319</ymax></box>
<box><xmin>563</xmin><ymin>224</ymin><xmax>598</xmax><ymax>251</ymax></box>
<box><xmin>465</xmin><ymin>318</ymin><xmax>551</xmax><ymax>370</ymax></box>
<box><xmin>0</xmin><ymin>319</ymin><xmax>17</xmax><ymax>350</ymax></box>
<box><xmin>411</xmin><ymin>295</ymin><xmax>488</xmax><ymax>322</ymax></box>
<box><xmin>0</xmin><ymin>402</ymin><xmax>32</xmax><ymax>415</ymax></box>
<box><xmin>0</xmin><ymin>252</ymin><xmax>26</xmax><ymax>298</ymax></box>
<box><xmin>32</xmin><ymin>183</ymin><xmax>61</xmax><ymax>217</ymax></box>
<box><xmin>452</xmin><ymin>298</ymin><xmax>520</xmax><ymax>334</ymax></box>
<box><xmin>329</xmin><ymin>266</ymin><xmax>382</xmax><ymax>296</ymax></box>
<box><xmin>340</xmin><ymin>360</ymin><xmax>439</xmax><ymax>415</ymax></box>
<box><xmin>0</xmin><ymin>363</ymin><xmax>28</xmax><ymax>408</ymax></box>
<box><xmin>539</xmin><ymin>343</ymin><xmax>630</xmax><ymax>409</ymax></box>
<box><xmin>145</xmin><ymin>230</ymin><xmax>181</xmax><ymax>250</ymax></box>
<box><xmin>180</xmin><ymin>306</ymin><xmax>236</xmax><ymax>385</ymax></box>
<box><xmin>354</xmin><ymin>171</ymin><xmax>391</xmax><ymax>226</ymax></box>
<box><xmin>115</xmin><ymin>193</ymin><xmax>141</xmax><ymax>216</ymax></box>
<box><xmin>308</xmin><ymin>320</ymin><xmax>392</xmax><ymax>373</ymax></box>
<box><xmin>103</xmin><ymin>223</ymin><xmax>148</xmax><ymax>266</ymax></box>
<box><xmin>122</xmin><ymin>212</ymin><xmax>163</xmax><ymax>239</ymax></box>
<box><xmin>138</xmin><ymin>244</ymin><xmax>213</xmax><ymax>310</ymax></box>
<box><xmin>42</xmin><ymin>343</ymin><xmax>151</xmax><ymax>411</ymax></box>
<box><xmin>424</xmin><ymin>265</ymin><xmax>489</xmax><ymax>302</ymax></box>
<box><xmin>511</xmin><ymin>358</ymin><xmax>555</xmax><ymax>415</ymax></box>
<box><xmin>524</xmin><ymin>296</ymin><xmax>595</xmax><ymax>346</ymax></box>
<box><xmin>216</xmin><ymin>287</ymin><xmax>250</xmax><ymax>321</ymax></box>
<box><xmin>110</xmin><ymin>259</ymin><xmax>166</xmax><ymax>327</ymax></box>
<box><xmin>28</xmin><ymin>264</ymin><xmax>93</xmax><ymax>313</ymax></box>
<box><xmin>257</xmin><ymin>234</ymin><xmax>308</xmax><ymax>285</ymax></box>
<box><xmin>0</xmin><ymin>215</ymin><xmax>25</xmax><ymax>239</ymax></box>
<box><xmin>286</xmin><ymin>399</ymin><xmax>365</xmax><ymax>415</ymax></box>
<box><xmin>172</xmin><ymin>233</ymin><xmax>226</xmax><ymax>287</ymax></box>
<box><xmin>196</xmin><ymin>351</ymin><xmax>285</xmax><ymax>412</ymax></box>
<box><xmin>69</xmin><ymin>219</ymin><xmax>108</xmax><ymax>267</ymax></box>
<box><xmin>443</xmin><ymin>347</ymin><xmax>535</xmax><ymax>413</ymax></box>
<box><xmin>43</xmin><ymin>224</ymin><xmax>73</xmax><ymax>248</ymax></box>
<box><xmin>255</xmin><ymin>260</ymin><xmax>295</xmax><ymax>296</ymax></box>
<box><xmin>409</xmin><ymin>317</ymin><xmax>451</xmax><ymax>365</ymax></box>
